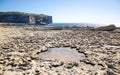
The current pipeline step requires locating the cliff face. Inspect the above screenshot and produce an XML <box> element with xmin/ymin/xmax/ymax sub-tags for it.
<box><xmin>0</xmin><ymin>12</ymin><xmax>52</xmax><ymax>25</ymax></box>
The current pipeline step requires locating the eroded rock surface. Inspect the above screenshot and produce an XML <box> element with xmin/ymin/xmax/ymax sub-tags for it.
<box><xmin>0</xmin><ymin>26</ymin><xmax>120</xmax><ymax>75</ymax></box>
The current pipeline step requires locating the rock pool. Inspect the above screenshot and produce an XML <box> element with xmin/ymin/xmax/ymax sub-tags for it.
<box><xmin>39</xmin><ymin>48</ymin><xmax>85</xmax><ymax>62</ymax></box>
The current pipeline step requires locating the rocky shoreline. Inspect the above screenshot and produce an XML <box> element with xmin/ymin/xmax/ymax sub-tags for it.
<box><xmin>0</xmin><ymin>26</ymin><xmax>120</xmax><ymax>75</ymax></box>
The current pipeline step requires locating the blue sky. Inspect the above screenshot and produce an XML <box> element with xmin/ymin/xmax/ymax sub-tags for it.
<box><xmin>0</xmin><ymin>0</ymin><xmax>120</xmax><ymax>26</ymax></box>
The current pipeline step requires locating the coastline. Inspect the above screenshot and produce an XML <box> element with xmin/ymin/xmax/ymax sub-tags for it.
<box><xmin>0</xmin><ymin>26</ymin><xmax>120</xmax><ymax>75</ymax></box>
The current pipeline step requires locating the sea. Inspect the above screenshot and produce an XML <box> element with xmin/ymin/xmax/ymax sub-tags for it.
<box><xmin>18</xmin><ymin>23</ymin><xmax>104</xmax><ymax>28</ymax></box>
<box><xmin>47</xmin><ymin>23</ymin><xmax>103</xmax><ymax>28</ymax></box>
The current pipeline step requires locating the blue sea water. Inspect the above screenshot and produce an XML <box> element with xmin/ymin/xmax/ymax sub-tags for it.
<box><xmin>20</xmin><ymin>23</ymin><xmax>103</xmax><ymax>28</ymax></box>
<box><xmin>47</xmin><ymin>23</ymin><xmax>102</xmax><ymax>27</ymax></box>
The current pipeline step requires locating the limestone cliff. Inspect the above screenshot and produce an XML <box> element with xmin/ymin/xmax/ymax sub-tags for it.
<box><xmin>0</xmin><ymin>12</ymin><xmax>52</xmax><ymax>25</ymax></box>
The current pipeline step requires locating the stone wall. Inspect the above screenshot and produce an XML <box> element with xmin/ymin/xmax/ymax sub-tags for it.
<box><xmin>0</xmin><ymin>12</ymin><xmax>52</xmax><ymax>25</ymax></box>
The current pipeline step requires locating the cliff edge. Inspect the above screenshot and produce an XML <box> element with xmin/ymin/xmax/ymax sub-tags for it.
<box><xmin>0</xmin><ymin>12</ymin><xmax>52</xmax><ymax>25</ymax></box>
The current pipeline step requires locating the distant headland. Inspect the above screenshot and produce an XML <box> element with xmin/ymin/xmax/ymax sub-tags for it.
<box><xmin>0</xmin><ymin>12</ymin><xmax>52</xmax><ymax>25</ymax></box>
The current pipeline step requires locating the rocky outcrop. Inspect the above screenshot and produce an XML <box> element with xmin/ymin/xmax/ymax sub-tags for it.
<box><xmin>0</xmin><ymin>12</ymin><xmax>52</xmax><ymax>25</ymax></box>
<box><xmin>0</xmin><ymin>26</ymin><xmax>120</xmax><ymax>75</ymax></box>
<box><xmin>95</xmin><ymin>24</ymin><xmax>116</xmax><ymax>31</ymax></box>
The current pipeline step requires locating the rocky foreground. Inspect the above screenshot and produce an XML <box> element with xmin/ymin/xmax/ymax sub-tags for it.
<box><xmin>0</xmin><ymin>26</ymin><xmax>120</xmax><ymax>75</ymax></box>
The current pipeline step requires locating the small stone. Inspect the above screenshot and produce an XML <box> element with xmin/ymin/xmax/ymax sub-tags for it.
<box><xmin>107</xmin><ymin>70</ymin><xmax>116</xmax><ymax>75</ymax></box>
<box><xmin>41</xmin><ymin>46</ymin><xmax>48</xmax><ymax>52</ymax></box>
<box><xmin>64</xmin><ymin>62</ymin><xmax>78</xmax><ymax>69</ymax></box>
<box><xmin>70</xmin><ymin>45</ymin><xmax>76</xmax><ymax>48</ymax></box>
<box><xmin>51</xmin><ymin>61</ymin><xmax>63</xmax><ymax>67</ymax></box>
<box><xmin>78</xmin><ymin>50</ymin><xmax>85</xmax><ymax>53</ymax></box>
<box><xmin>63</xmin><ymin>43</ymin><xmax>70</xmax><ymax>47</ymax></box>
<box><xmin>46</xmin><ymin>44</ymin><xmax>53</xmax><ymax>48</ymax></box>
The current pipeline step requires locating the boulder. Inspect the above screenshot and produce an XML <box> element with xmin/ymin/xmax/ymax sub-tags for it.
<box><xmin>95</xmin><ymin>25</ymin><xmax>116</xmax><ymax>31</ymax></box>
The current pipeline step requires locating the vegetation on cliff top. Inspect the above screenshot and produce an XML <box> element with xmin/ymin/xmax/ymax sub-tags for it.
<box><xmin>0</xmin><ymin>12</ymin><xmax>49</xmax><ymax>17</ymax></box>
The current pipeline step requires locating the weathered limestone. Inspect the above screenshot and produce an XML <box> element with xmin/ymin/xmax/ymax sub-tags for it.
<box><xmin>0</xmin><ymin>12</ymin><xmax>52</xmax><ymax>25</ymax></box>
<box><xmin>0</xmin><ymin>26</ymin><xmax>120</xmax><ymax>75</ymax></box>
<box><xmin>95</xmin><ymin>25</ymin><xmax>116</xmax><ymax>31</ymax></box>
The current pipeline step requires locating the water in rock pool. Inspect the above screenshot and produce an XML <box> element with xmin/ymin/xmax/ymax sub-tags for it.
<box><xmin>39</xmin><ymin>48</ymin><xmax>85</xmax><ymax>62</ymax></box>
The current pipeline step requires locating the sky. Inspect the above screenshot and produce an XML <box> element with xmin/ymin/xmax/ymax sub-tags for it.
<box><xmin>0</xmin><ymin>0</ymin><xmax>120</xmax><ymax>26</ymax></box>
